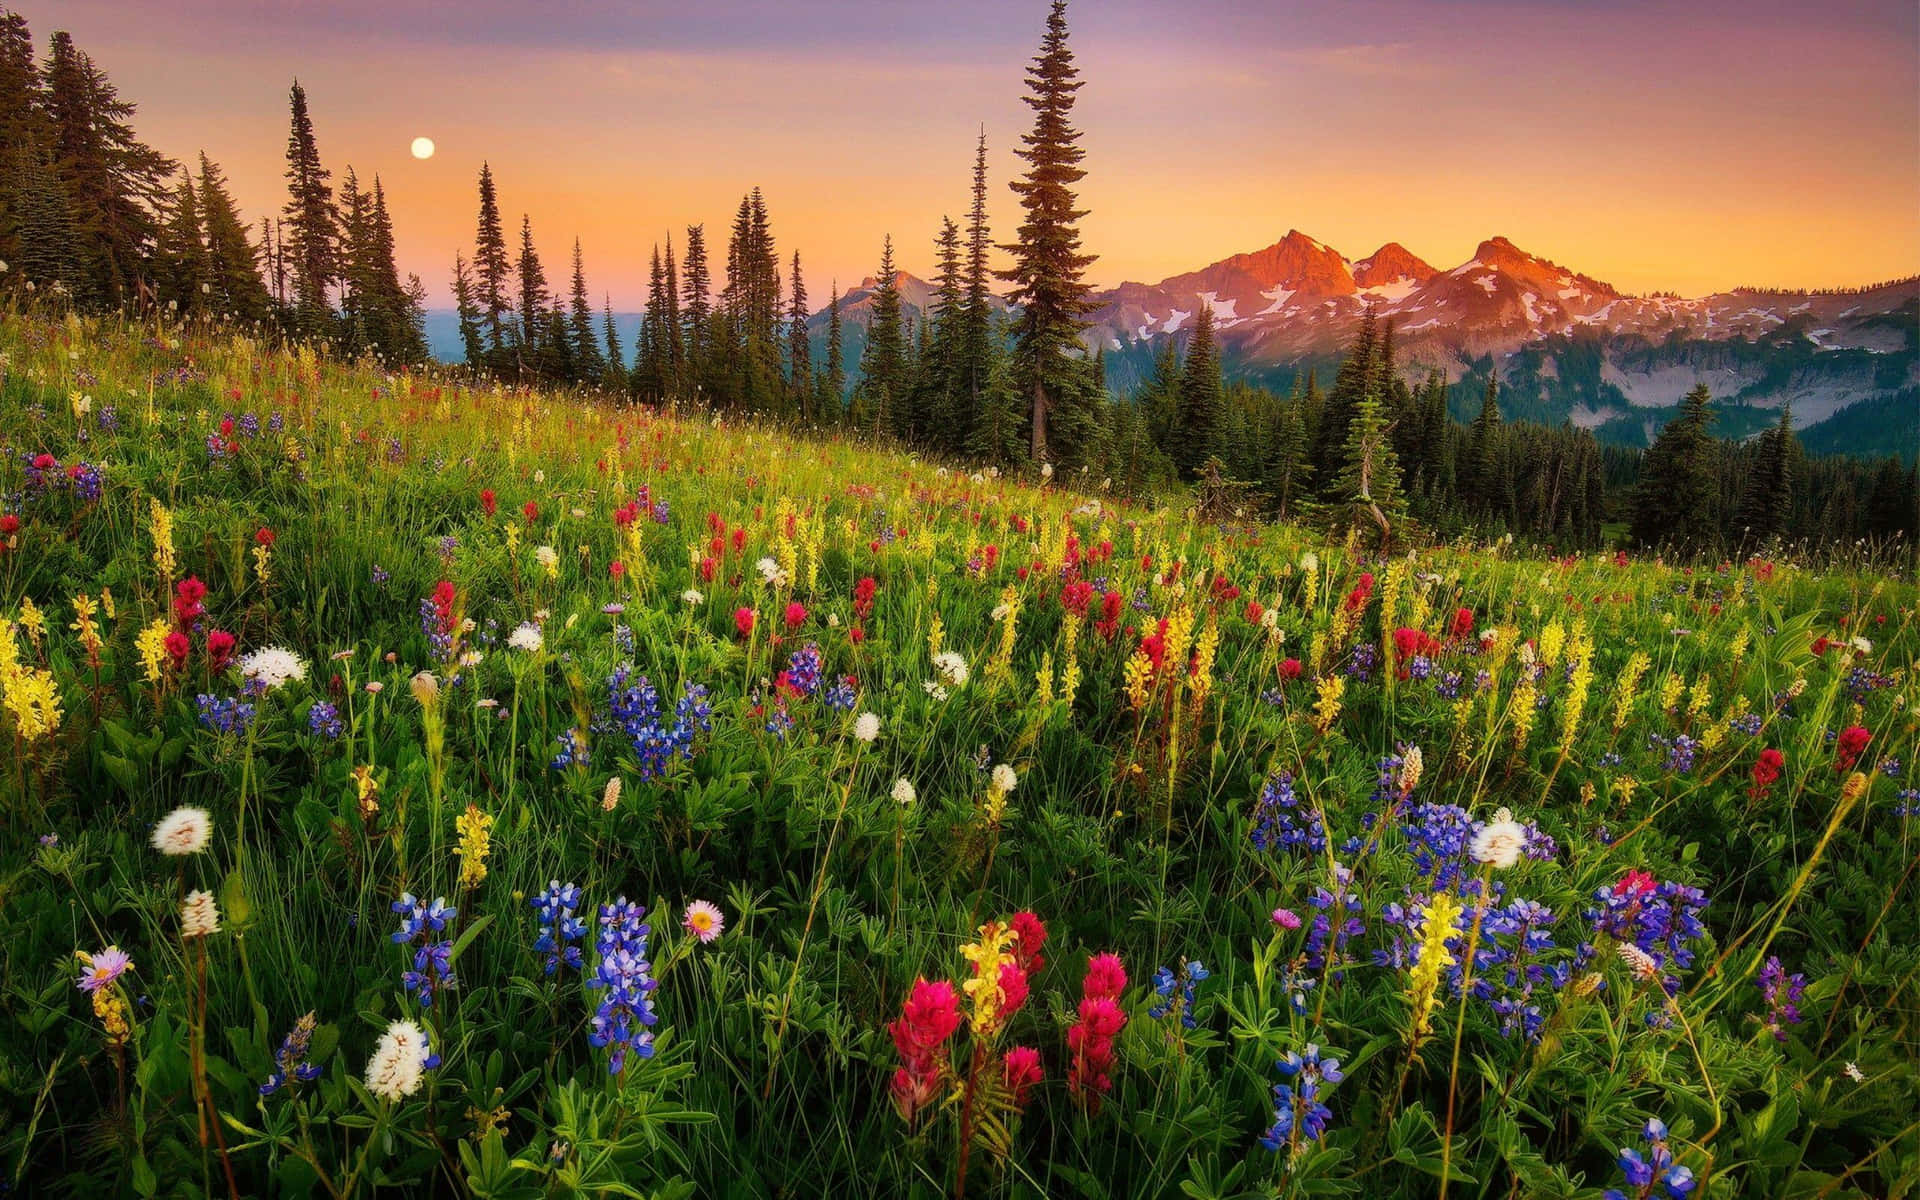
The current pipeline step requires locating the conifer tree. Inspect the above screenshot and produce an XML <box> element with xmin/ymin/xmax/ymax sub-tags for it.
<box><xmin>681</xmin><ymin>223</ymin><xmax>711</xmax><ymax>393</ymax></box>
<box><xmin>451</xmin><ymin>251</ymin><xmax>485</xmax><ymax>368</ymax></box>
<box><xmin>663</xmin><ymin>233</ymin><xmax>684</xmax><ymax>393</ymax></box>
<box><xmin>567</xmin><ymin>237</ymin><xmax>605</xmax><ymax>382</ymax></box>
<box><xmin>1331</xmin><ymin>382</ymin><xmax>1407</xmax><ymax>549</ymax></box>
<box><xmin>1263</xmin><ymin>401</ymin><xmax>1312</xmax><ymax>519</ymax></box>
<box><xmin>0</xmin><ymin>10</ymin><xmax>41</xmax><ymax>266</ymax></box>
<box><xmin>281</xmin><ymin>80</ymin><xmax>336</xmax><ymax>333</ymax></box>
<box><xmin>821</xmin><ymin>283</ymin><xmax>846</xmax><ymax>420</ymax></box>
<box><xmin>515</xmin><ymin>214</ymin><xmax>549</xmax><ymax>362</ymax></box>
<box><xmin>1630</xmin><ymin>383</ymin><xmax>1720</xmax><ymax>551</ymax></box>
<box><xmin>337</xmin><ymin>167</ymin><xmax>371</xmax><ymax>349</ymax></box>
<box><xmin>856</xmin><ymin>237</ymin><xmax>907</xmax><ymax>439</ymax></box>
<box><xmin>156</xmin><ymin>172</ymin><xmax>207</xmax><ymax>313</ymax></box>
<box><xmin>1465</xmin><ymin>375</ymin><xmax>1503</xmax><ymax>518</ymax></box>
<box><xmin>1314</xmin><ymin>308</ymin><xmax>1376</xmax><ymax>484</ymax></box>
<box><xmin>1000</xmin><ymin>0</ymin><xmax>1100</xmax><ymax>465</ymax></box>
<box><xmin>196</xmin><ymin>153</ymin><xmax>270</xmax><ymax>324</ymax></box>
<box><xmin>472</xmin><ymin>162</ymin><xmax>512</xmax><ymax>361</ymax></box>
<box><xmin>959</xmin><ymin>130</ymin><xmax>995</xmax><ymax>448</ymax></box>
<box><xmin>1174</xmin><ymin>304</ymin><xmax>1223</xmax><ymax>477</ymax></box>
<box><xmin>787</xmin><ymin>249</ymin><xmax>812</xmax><ymax>416</ymax></box>
<box><xmin>44</xmin><ymin>30</ymin><xmax>173</xmax><ymax>307</ymax></box>
<box><xmin>601</xmin><ymin>295</ymin><xmax>627</xmax><ymax>390</ymax></box>
<box><xmin>1731</xmin><ymin>404</ymin><xmax>1797</xmax><ymax>547</ymax></box>
<box><xmin>369</xmin><ymin>178</ymin><xmax>424</xmax><ymax>361</ymax></box>
<box><xmin>924</xmin><ymin>215</ymin><xmax>965</xmax><ymax>450</ymax></box>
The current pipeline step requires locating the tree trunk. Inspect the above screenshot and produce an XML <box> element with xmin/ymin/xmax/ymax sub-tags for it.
<box><xmin>1030</xmin><ymin>377</ymin><xmax>1048</xmax><ymax>462</ymax></box>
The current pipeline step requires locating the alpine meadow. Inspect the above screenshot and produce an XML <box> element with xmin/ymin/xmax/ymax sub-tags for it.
<box><xmin>1</xmin><ymin>2</ymin><xmax>1917</xmax><ymax>1198</ymax></box>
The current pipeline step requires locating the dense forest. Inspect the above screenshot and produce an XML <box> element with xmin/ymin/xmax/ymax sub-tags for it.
<box><xmin>0</xmin><ymin>4</ymin><xmax>1911</xmax><ymax>559</ymax></box>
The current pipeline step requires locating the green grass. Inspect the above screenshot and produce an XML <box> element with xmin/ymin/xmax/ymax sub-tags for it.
<box><xmin>1</xmin><ymin>306</ymin><xmax>1915</xmax><ymax>1199</ymax></box>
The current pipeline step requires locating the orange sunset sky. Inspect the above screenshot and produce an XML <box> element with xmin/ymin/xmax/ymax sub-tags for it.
<box><xmin>29</xmin><ymin>0</ymin><xmax>1920</xmax><ymax>308</ymax></box>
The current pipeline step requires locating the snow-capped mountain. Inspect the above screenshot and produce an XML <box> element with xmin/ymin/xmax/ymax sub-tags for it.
<box><xmin>1080</xmin><ymin>231</ymin><xmax>1918</xmax><ymax>453</ymax></box>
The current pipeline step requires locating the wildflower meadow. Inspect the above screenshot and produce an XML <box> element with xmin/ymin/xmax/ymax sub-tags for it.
<box><xmin>1</xmin><ymin>306</ymin><xmax>1915</xmax><ymax>1197</ymax></box>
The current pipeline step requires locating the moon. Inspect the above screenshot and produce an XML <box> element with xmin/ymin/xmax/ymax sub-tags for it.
<box><xmin>410</xmin><ymin>136</ymin><xmax>435</xmax><ymax>160</ymax></box>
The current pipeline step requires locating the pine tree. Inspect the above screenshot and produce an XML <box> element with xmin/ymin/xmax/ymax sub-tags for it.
<box><xmin>923</xmin><ymin>215</ymin><xmax>965</xmax><ymax>450</ymax></box>
<box><xmin>680</xmin><ymin>223</ymin><xmax>711</xmax><ymax>396</ymax></box>
<box><xmin>1630</xmin><ymin>384</ymin><xmax>1720</xmax><ymax>552</ymax></box>
<box><xmin>472</xmin><ymin>162</ymin><xmax>512</xmax><ymax>362</ymax></box>
<box><xmin>1263</xmin><ymin>400</ymin><xmax>1312</xmax><ymax>519</ymax></box>
<box><xmin>1731</xmin><ymin>405</ymin><xmax>1797</xmax><ymax>547</ymax></box>
<box><xmin>451</xmin><ymin>251</ymin><xmax>485</xmax><ymax>368</ymax></box>
<box><xmin>959</xmin><ymin>129</ymin><xmax>995</xmax><ymax>450</ymax></box>
<box><xmin>43</xmin><ymin>30</ymin><xmax>174</xmax><ymax>308</ymax></box>
<box><xmin>1331</xmin><ymin>382</ymin><xmax>1408</xmax><ymax>550</ymax></box>
<box><xmin>855</xmin><ymin>236</ymin><xmax>907</xmax><ymax>438</ymax></box>
<box><xmin>1174</xmin><ymin>304</ymin><xmax>1223</xmax><ymax>477</ymax></box>
<box><xmin>336</xmin><ymin>166</ymin><xmax>371</xmax><ymax>350</ymax></box>
<box><xmin>787</xmin><ymin>249</ymin><xmax>812</xmax><ymax>416</ymax></box>
<box><xmin>601</xmin><ymin>295</ymin><xmax>627</xmax><ymax>390</ymax></box>
<box><xmin>821</xmin><ymin>283</ymin><xmax>846</xmax><ymax>420</ymax></box>
<box><xmin>567</xmin><ymin>238</ymin><xmax>605</xmax><ymax>382</ymax></box>
<box><xmin>999</xmin><ymin>0</ymin><xmax>1100</xmax><ymax>466</ymax></box>
<box><xmin>1465</xmin><ymin>375</ymin><xmax>1502</xmax><ymax>518</ymax></box>
<box><xmin>663</xmin><ymin>233</ymin><xmax>684</xmax><ymax>394</ymax></box>
<box><xmin>514</xmin><ymin>214</ymin><xmax>551</xmax><ymax>371</ymax></box>
<box><xmin>370</xmin><ymin>179</ymin><xmax>424</xmax><ymax>362</ymax></box>
<box><xmin>0</xmin><ymin>10</ymin><xmax>42</xmax><ymax>267</ymax></box>
<box><xmin>156</xmin><ymin>171</ymin><xmax>207</xmax><ymax>314</ymax></box>
<box><xmin>1314</xmin><ymin>308</ymin><xmax>1376</xmax><ymax>484</ymax></box>
<box><xmin>1863</xmin><ymin>456</ymin><xmax>1916</xmax><ymax>544</ymax></box>
<box><xmin>196</xmin><ymin>153</ymin><xmax>270</xmax><ymax>324</ymax></box>
<box><xmin>280</xmin><ymin>80</ymin><xmax>336</xmax><ymax>333</ymax></box>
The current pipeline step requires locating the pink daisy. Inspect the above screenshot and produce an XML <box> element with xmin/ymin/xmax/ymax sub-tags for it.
<box><xmin>77</xmin><ymin>946</ymin><xmax>133</xmax><ymax>993</ymax></box>
<box><xmin>682</xmin><ymin>900</ymin><xmax>724</xmax><ymax>945</ymax></box>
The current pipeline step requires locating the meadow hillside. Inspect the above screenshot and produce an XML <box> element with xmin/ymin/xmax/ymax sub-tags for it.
<box><xmin>1</xmin><ymin>306</ymin><xmax>1916</xmax><ymax>1199</ymax></box>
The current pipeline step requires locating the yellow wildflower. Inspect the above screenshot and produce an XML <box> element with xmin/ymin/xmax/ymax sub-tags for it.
<box><xmin>454</xmin><ymin>803</ymin><xmax>494</xmax><ymax>889</ymax></box>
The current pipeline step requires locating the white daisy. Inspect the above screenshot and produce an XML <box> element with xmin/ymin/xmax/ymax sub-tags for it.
<box><xmin>237</xmin><ymin>646</ymin><xmax>306</xmax><ymax>691</ymax></box>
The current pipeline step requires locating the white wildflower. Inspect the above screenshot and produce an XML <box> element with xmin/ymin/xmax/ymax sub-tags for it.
<box><xmin>365</xmin><ymin>1019</ymin><xmax>431</xmax><ymax>1101</ymax></box>
<box><xmin>507</xmin><ymin>622</ymin><xmax>544</xmax><ymax>653</ymax></box>
<box><xmin>180</xmin><ymin>889</ymin><xmax>221</xmax><ymax>938</ymax></box>
<box><xmin>1469</xmin><ymin>813</ymin><xmax>1526</xmax><ymax>869</ymax></box>
<box><xmin>891</xmin><ymin>777</ymin><xmax>916</xmax><ymax>806</ymax></box>
<box><xmin>237</xmin><ymin>646</ymin><xmax>307</xmax><ymax>691</ymax></box>
<box><xmin>151</xmin><ymin>806</ymin><xmax>212</xmax><ymax>856</ymax></box>
<box><xmin>933</xmin><ymin>651</ymin><xmax>969</xmax><ymax>687</ymax></box>
<box><xmin>852</xmin><ymin>712</ymin><xmax>881</xmax><ymax>743</ymax></box>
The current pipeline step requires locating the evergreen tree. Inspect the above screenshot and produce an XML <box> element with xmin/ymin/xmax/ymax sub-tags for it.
<box><xmin>515</xmin><ymin>214</ymin><xmax>549</xmax><ymax>360</ymax></box>
<box><xmin>634</xmin><ymin>244</ymin><xmax>669</xmax><ymax>401</ymax></box>
<box><xmin>451</xmin><ymin>251</ymin><xmax>485</xmax><ymax>368</ymax></box>
<box><xmin>999</xmin><ymin>0</ymin><xmax>1100</xmax><ymax>466</ymax></box>
<box><xmin>472</xmin><ymin>162</ymin><xmax>512</xmax><ymax>361</ymax></box>
<box><xmin>336</xmin><ymin>166</ymin><xmax>371</xmax><ymax>350</ymax></box>
<box><xmin>959</xmin><ymin>129</ymin><xmax>995</xmax><ymax>451</ymax></box>
<box><xmin>1630</xmin><ymin>384</ymin><xmax>1720</xmax><ymax>552</ymax></box>
<box><xmin>1314</xmin><ymin>308</ymin><xmax>1376</xmax><ymax>484</ymax></box>
<box><xmin>1863</xmin><ymin>456</ymin><xmax>1917</xmax><ymax>544</ymax></box>
<box><xmin>567</xmin><ymin>238</ymin><xmax>605</xmax><ymax>382</ymax></box>
<box><xmin>787</xmin><ymin>250</ymin><xmax>812</xmax><ymax>416</ymax></box>
<box><xmin>1263</xmin><ymin>400</ymin><xmax>1312</xmax><ymax>519</ymax></box>
<box><xmin>0</xmin><ymin>10</ymin><xmax>43</xmax><ymax>267</ymax></box>
<box><xmin>280</xmin><ymin>80</ymin><xmax>336</xmax><ymax>333</ymax></box>
<box><xmin>821</xmin><ymin>283</ymin><xmax>846</xmax><ymax>420</ymax></box>
<box><xmin>1465</xmin><ymin>375</ymin><xmax>1503</xmax><ymax>518</ymax></box>
<box><xmin>855</xmin><ymin>236</ymin><xmax>907</xmax><ymax>438</ymax></box>
<box><xmin>921</xmin><ymin>215</ymin><xmax>965</xmax><ymax>450</ymax></box>
<box><xmin>9</xmin><ymin>142</ymin><xmax>78</xmax><ymax>295</ymax></box>
<box><xmin>680</xmin><ymin>223</ymin><xmax>711</xmax><ymax>396</ymax></box>
<box><xmin>1174</xmin><ymin>304</ymin><xmax>1223</xmax><ymax>477</ymax></box>
<box><xmin>370</xmin><ymin>179</ymin><xmax>424</xmax><ymax>361</ymax></box>
<box><xmin>663</xmin><ymin>233</ymin><xmax>684</xmax><ymax>393</ymax></box>
<box><xmin>601</xmin><ymin>295</ymin><xmax>627</xmax><ymax>390</ymax></box>
<box><xmin>1731</xmin><ymin>405</ymin><xmax>1797</xmax><ymax>547</ymax></box>
<box><xmin>43</xmin><ymin>30</ymin><xmax>173</xmax><ymax>308</ymax></box>
<box><xmin>197</xmin><ymin>153</ymin><xmax>271</xmax><ymax>324</ymax></box>
<box><xmin>1330</xmin><ymin>382</ymin><xmax>1408</xmax><ymax>550</ymax></box>
<box><xmin>155</xmin><ymin>171</ymin><xmax>207</xmax><ymax>314</ymax></box>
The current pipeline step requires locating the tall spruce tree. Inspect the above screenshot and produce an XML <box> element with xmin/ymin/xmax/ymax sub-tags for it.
<box><xmin>1174</xmin><ymin>304</ymin><xmax>1223</xmax><ymax>478</ymax></box>
<box><xmin>601</xmin><ymin>295</ymin><xmax>626</xmax><ymax>390</ymax></box>
<box><xmin>999</xmin><ymin>0</ymin><xmax>1100</xmax><ymax>466</ymax></box>
<box><xmin>43</xmin><ymin>30</ymin><xmax>173</xmax><ymax>307</ymax></box>
<box><xmin>1631</xmin><ymin>383</ymin><xmax>1720</xmax><ymax>552</ymax></box>
<box><xmin>567</xmin><ymin>238</ymin><xmax>605</xmax><ymax>382</ymax></box>
<box><xmin>855</xmin><ymin>237</ymin><xmax>907</xmax><ymax>438</ymax></box>
<box><xmin>1331</xmin><ymin>381</ymin><xmax>1408</xmax><ymax>549</ymax></box>
<box><xmin>451</xmin><ymin>251</ymin><xmax>485</xmax><ymax>368</ymax></box>
<box><xmin>787</xmin><ymin>250</ymin><xmax>812</xmax><ymax>415</ymax></box>
<box><xmin>0</xmin><ymin>10</ymin><xmax>42</xmax><ymax>267</ymax></box>
<box><xmin>472</xmin><ymin>162</ymin><xmax>512</xmax><ymax>362</ymax></box>
<box><xmin>1731</xmin><ymin>405</ymin><xmax>1797</xmax><ymax>547</ymax></box>
<box><xmin>514</xmin><ymin>214</ymin><xmax>549</xmax><ymax>362</ymax></box>
<box><xmin>680</xmin><ymin>223</ymin><xmax>711</xmax><ymax>397</ymax></box>
<box><xmin>821</xmin><ymin>283</ymin><xmax>846</xmax><ymax>420</ymax></box>
<box><xmin>1314</xmin><ymin>308</ymin><xmax>1377</xmax><ymax>485</ymax></box>
<box><xmin>155</xmin><ymin>172</ymin><xmax>207</xmax><ymax>313</ymax></box>
<box><xmin>281</xmin><ymin>80</ymin><xmax>336</xmax><ymax>333</ymax></box>
<box><xmin>959</xmin><ymin>130</ymin><xmax>995</xmax><ymax>451</ymax></box>
<box><xmin>196</xmin><ymin>153</ymin><xmax>270</xmax><ymax>324</ymax></box>
<box><xmin>1465</xmin><ymin>375</ymin><xmax>1503</xmax><ymax>518</ymax></box>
